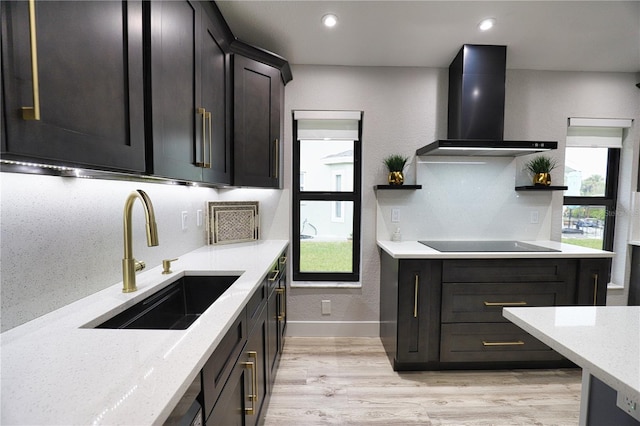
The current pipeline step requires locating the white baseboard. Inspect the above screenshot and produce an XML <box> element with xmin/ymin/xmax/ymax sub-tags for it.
<box><xmin>286</xmin><ymin>321</ymin><xmax>379</xmax><ymax>337</ymax></box>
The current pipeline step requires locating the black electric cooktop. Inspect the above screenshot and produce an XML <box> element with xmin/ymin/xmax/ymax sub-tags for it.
<box><xmin>418</xmin><ymin>240</ymin><xmax>560</xmax><ymax>253</ymax></box>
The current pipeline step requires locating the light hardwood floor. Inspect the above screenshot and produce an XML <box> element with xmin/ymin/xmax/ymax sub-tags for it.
<box><xmin>263</xmin><ymin>337</ymin><xmax>581</xmax><ymax>425</ymax></box>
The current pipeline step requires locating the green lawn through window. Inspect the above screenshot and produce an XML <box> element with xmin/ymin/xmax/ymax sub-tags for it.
<box><xmin>300</xmin><ymin>240</ymin><xmax>352</xmax><ymax>272</ymax></box>
<box><xmin>561</xmin><ymin>238</ymin><xmax>603</xmax><ymax>250</ymax></box>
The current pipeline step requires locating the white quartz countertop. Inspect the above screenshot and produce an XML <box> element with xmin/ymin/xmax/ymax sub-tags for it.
<box><xmin>504</xmin><ymin>306</ymin><xmax>640</xmax><ymax>401</ymax></box>
<box><xmin>0</xmin><ymin>240</ymin><xmax>288</xmax><ymax>425</ymax></box>
<box><xmin>377</xmin><ymin>239</ymin><xmax>615</xmax><ymax>259</ymax></box>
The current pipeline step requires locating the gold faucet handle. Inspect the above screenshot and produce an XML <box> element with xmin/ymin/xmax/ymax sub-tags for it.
<box><xmin>162</xmin><ymin>258</ymin><xmax>179</xmax><ymax>274</ymax></box>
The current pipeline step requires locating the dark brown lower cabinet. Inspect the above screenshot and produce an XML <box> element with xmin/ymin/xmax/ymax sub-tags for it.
<box><xmin>380</xmin><ymin>252</ymin><xmax>611</xmax><ymax>370</ymax></box>
<box><xmin>207</xmin><ymin>304</ymin><xmax>267</xmax><ymax>425</ymax></box>
<box><xmin>202</xmin><ymin>247</ymin><xmax>287</xmax><ymax>425</ymax></box>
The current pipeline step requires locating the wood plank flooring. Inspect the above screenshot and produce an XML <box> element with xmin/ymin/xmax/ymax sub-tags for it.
<box><xmin>263</xmin><ymin>337</ymin><xmax>581</xmax><ymax>425</ymax></box>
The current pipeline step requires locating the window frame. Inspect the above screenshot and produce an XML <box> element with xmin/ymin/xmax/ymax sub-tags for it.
<box><xmin>292</xmin><ymin>113</ymin><xmax>362</xmax><ymax>282</ymax></box>
<box><xmin>563</xmin><ymin>148</ymin><xmax>620</xmax><ymax>251</ymax></box>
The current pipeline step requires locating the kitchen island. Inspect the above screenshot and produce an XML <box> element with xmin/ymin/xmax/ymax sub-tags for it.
<box><xmin>378</xmin><ymin>239</ymin><xmax>614</xmax><ymax>371</ymax></box>
<box><xmin>0</xmin><ymin>240</ymin><xmax>288</xmax><ymax>425</ymax></box>
<box><xmin>504</xmin><ymin>306</ymin><xmax>640</xmax><ymax>425</ymax></box>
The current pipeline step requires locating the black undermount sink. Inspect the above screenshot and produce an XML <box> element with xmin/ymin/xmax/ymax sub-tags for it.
<box><xmin>95</xmin><ymin>275</ymin><xmax>239</xmax><ymax>330</ymax></box>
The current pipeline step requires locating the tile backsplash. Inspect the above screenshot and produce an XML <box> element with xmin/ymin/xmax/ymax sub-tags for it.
<box><xmin>376</xmin><ymin>156</ymin><xmax>553</xmax><ymax>241</ymax></box>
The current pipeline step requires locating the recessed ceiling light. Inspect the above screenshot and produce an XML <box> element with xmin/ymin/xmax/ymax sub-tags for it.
<box><xmin>322</xmin><ymin>13</ymin><xmax>338</xmax><ymax>28</ymax></box>
<box><xmin>478</xmin><ymin>18</ymin><xmax>496</xmax><ymax>31</ymax></box>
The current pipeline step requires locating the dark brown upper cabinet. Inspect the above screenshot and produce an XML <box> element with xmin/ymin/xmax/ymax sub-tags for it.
<box><xmin>1</xmin><ymin>0</ymin><xmax>145</xmax><ymax>172</ymax></box>
<box><xmin>231</xmin><ymin>41</ymin><xmax>292</xmax><ymax>188</ymax></box>
<box><xmin>145</xmin><ymin>0</ymin><xmax>232</xmax><ymax>184</ymax></box>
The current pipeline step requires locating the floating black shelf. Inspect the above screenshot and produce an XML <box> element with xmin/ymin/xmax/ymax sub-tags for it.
<box><xmin>515</xmin><ymin>185</ymin><xmax>568</xmax><ymax>191</ymax></box>
<box><xmin>375</xmin><ymin>185</ymin><xmax>422</xmax><ymax>190</ymax></box>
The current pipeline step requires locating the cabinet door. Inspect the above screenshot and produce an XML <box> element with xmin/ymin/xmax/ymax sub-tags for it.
<box><xmin>266</xmin><ymin>284</ymin><xmax>279</xmax><ymax>385</ymax></box>
<box><xmin>147</xmin><ymin>0</ymin><xmax>201</xmax><ymax>181</ymax></box>
<box><xmin>576</xmin><ymin>258</ymin><xmax>611</xmax><ymax>306</ymax></box>
<box><xmin>200</xmin><ymin>2</ymin><xmax>231</xmax><ymax>184</ymax></box>
<box><xmin>396</xmin><ymin>260</ymin><xmax>441</xmax><ymax>364</ymax></box>
<box><xmin>206</xmin><ymin>356</ymin><xmax>247</xmax><ymax>426</ymax></box>
<box><xmin>277</xmin><ymin>255</ymin><xmax>287</xmax><ymax>353</ymax></box>
<box><xmin>1</xmin><ymin>0</ymin><xmax>145</xmax><ymax>172</ymax></box>
<box><xmin>147</xmin><ymin>0</ymin><xmax>230</xmax><ymax>183</ymax></box>
<box><xmin>266</xmin><ymin>256</ymin><xmax>286</xmax><ymax>387</ymax></box>
<box><xmin>233</xmin><ymin>55</ymin><xmax>282</xmax><ymax>188</ymax></box>
<box><xmin>245</xmin><ymin>306</ymin><xmax>268</xmax><ymax>425</ymax></box>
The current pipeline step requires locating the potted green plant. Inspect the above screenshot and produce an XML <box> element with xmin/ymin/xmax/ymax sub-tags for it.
<box><xmin>525</xmin><ymin>155</ymin><xmax>558</xmax><ymax>186</ymax></box>
<box><xmin>383</xmin><ymin>154</ymin><xmax>409</xmax><ymax>185</ymax></box>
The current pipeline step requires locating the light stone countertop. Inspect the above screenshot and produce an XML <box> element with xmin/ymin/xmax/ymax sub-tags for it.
<box><xmin>0</xmin><ymin>239</ymin><xmax>288</xmax><ymax>425</ymax></box>
<box><xmin>503</xmin><ymin>306</ymin><xmax>640</xmax><ymax>401</ymax></box>
<box><xmin>377</xmin><ymin>239</ymin><xmax>615</xmax><ymax>259</ymax></box>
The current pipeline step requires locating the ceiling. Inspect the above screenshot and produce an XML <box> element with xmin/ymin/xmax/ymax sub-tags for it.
<box><xmin>216</xmin><ymin>1</ymin><xmax>640</xmax><ymax>73</ymax></box>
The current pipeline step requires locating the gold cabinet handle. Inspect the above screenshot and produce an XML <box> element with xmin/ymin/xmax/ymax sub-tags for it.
<box><xmin>279</xmin><ymin>256</ymin><xmax>287</xmax><ymax>266</ymax></box>
<box><xmin>482</xmin><ymin>341</ymin><xmax>525</xmax><ymax>347</ymax></box>
<box><xmin>241</xmin><ymin>351</ymin><xmax>257</xmax><ymax>414</ymax></box>
<box><xmin>593</xmin><ymin>273</ymin><xmax>599</xmax><ymax>306</ymax></box>
<box><xmin>276</xmin><ymin>288</ymin><xmax>285</xmax><ymax>321</ymax></box>
<box><xmin>196</xmin><ymin>108</ymin><xmax>207</xmax><ymax>167</ymax></box>
<box><xmin>413</xmin><ymin>274</ymin><xmax>419</xmax><ymax>318</ymax></box>
<box><xmin>205</xmin><ymin>111</ymin><xmax>212</xmax><ymax>168</ymax></box>
<box><xmin>273</xmin><ymin>138</ymin><xmax>279</xmax><ymax>179</ymax></box>
<box><xmin>483</xmin><ymin>301</ymin><xmax>528</xmax><ymax>307</ymax></box>
<box><xmin>22</xmin><ymin>0</ymin><xmax>41</xmax><ymax>120</ymax></box>
<box><xmin>268</xmin><ymin>269</ymin><xmax>279</xmax><ymax>282</ymax></box>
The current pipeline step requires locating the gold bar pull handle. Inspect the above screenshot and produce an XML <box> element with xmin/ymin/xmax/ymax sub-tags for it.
<box><xmin>242</xmin><ymin>351</ymin><xmax>257</xmax><ymax>414</ymax></box>
<box><xmin>593</xmin><ymin>273</ymin><xmax>599</xmax><ymax>306</ymax></box>
<box><xmin>274</xmin><ymin>138</ymin><xmax>279</xmax><ymax>179</ymax></box>
<box><xmin>195</xmin><ymin>108</ymin><xmax>207</xmax><ymax>167</ymax></box>
<box><xmin>22</xmin><ymin>0</ymin><xmax>41</xmax><ymax>120</ymax></box>
<box><xmin>413</xmin><ymin>274</ymin><xmax>419</xmax><ymax>318</ymax></box>
<box><xmin>268</xmin><ymin>269</ymin><xmax>279</xmax><ymax>282</ymax></box>
<box><xmin>484</xmin><ymin>301</ymin><xmax>528</xmax><ymax>307</ymax></box>
<box><xmin>276</xmin><ymin>288</ymin><xmax>285</xmax><ymax>321</ymax></box>
<box><xmin>205</xmin><ymin>111</ymin><xmax>212</xmax><ymax>168</ymax></box>
<box><xmin>482</xmin><ymin>341</ymin><xmax>525</xmax><ymax>347</ymax></box>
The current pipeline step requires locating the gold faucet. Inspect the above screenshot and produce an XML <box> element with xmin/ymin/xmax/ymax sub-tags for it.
<box><xmin>122</xmin><ymin>190</ymin><xmax>159</xmax><ymax>293</ymax></box>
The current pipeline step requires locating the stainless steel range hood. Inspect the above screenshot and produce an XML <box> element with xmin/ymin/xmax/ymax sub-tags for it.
<box><xmin>417</xmin><ymin>45</ymin><xmax>557</xmax><ymax>157</ymax></box>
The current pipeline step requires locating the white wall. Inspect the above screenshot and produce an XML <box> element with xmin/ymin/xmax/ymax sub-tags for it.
<box><xmin>284</xmin><ymin>65</ymin><xmax>639</xmax><ymax>335</ymax></box>
<box><xmin>0</xmin><ymin>173</ymin><xmax>288</xmax><ymax>332</ymax></box>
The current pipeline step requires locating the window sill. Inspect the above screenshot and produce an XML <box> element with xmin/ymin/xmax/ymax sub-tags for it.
<box><xmin>291</xmin><ymin>281</ymin><xmax>362</xmax><ymax>289</ymax></box>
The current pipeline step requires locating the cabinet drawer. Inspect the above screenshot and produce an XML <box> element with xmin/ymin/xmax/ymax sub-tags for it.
<box><xmin>247</xmin><ymin>279</ymin><xmax>267</xmax><ymax>333</ymax></box>
<box><xmin>442</xmin><ymin>259</ymin><xmax>574</xmax><ymax>283</ymax></box>
<box><xmin>441</xmin><ymin>323</ymin><xmax>562</xmax><ymax>363</ymax></box>
<box><xmin>441</xmin><ymin>282</ymin><xmax>566</xmax><ymax>323</ymax></box>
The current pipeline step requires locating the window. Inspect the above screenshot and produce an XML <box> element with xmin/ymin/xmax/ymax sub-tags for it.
<box><xmin>292</xmin><ymin>111</ymin><xmax>362</xmax><ymax>282</ymax></box>
<box><xmin>562</xmin><ymin>119</ymin><xmax>624</xmax><ymax>251</ymax></box>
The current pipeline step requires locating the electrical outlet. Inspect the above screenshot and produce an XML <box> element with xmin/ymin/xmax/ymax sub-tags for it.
<box><xmin>530</xmin><ymin>210</ymin><xmax>539</xmax><ymax>224</ymax></box>
<box><xmin>617</xmin><ymin>391</ymin><xmax>640</xmax><ymax>421</ymax></box>
<box><xmin>181</xmin><ymin>211</ymin><xmax>188</xmax><ymax>230</ymax></box>
<box><xmin>321</xmin><ymin>300</ymin><xmax>331</xmax><ymax>315</ymax></box>
<box><xmin>196</xmin><ymin>209</ymin><xmax>203</xmax><ymax>227</ymax></box>
<box><xmin>391</xmin><ymin>208</ymin><xmax>400</xmax><ymax>223</ymax></box>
